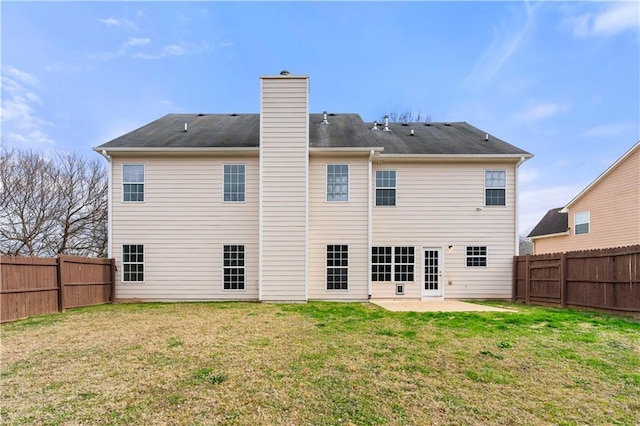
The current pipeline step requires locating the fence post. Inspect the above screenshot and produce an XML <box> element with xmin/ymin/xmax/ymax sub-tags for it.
<box><xmin>512</xmin><ymin>256</ymin><xmax>518</xmax><ymax>302</ymax></box>
<box><xmin>110</xmin><ymin>258</ymin><xmax>116</xmax><ymax>303</ymax></box>
<box><xmin>525</xmin><ymin>254</ymin><xmax>531</xmax><ymax>305</ymax></box>
<box><xmin>560</xmin><ymin>253</ymin><xmax>567</xmax><ymax>307</ymax></box>
<box><xmin>57</xmin><ymin>255</ymin><xmax>66</xmax><ymax>312</ymax></box>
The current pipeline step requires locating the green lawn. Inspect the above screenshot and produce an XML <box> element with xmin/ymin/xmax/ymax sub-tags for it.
<box><xmin>1</xmin><ymin>302</ymin><xmax>639</xmax><ymax>425</ymax></box>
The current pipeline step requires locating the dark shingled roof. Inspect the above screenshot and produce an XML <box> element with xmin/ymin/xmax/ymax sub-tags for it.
<box><xmin>96</xmin><ymin>113</ymin><xmax>531</xmax><ymax>157</ymax></box>
<box><xmin>528</xmin><ymin>207</ymin><xmax>569</xmax><ymax>238</ymax></box>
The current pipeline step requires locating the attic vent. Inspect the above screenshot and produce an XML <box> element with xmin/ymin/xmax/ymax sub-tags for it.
<box><xmin>230</xmin><ymin>113</ymin><xmax>238</xmax><ymax>117</ymax></box>
<box><xmin>444</xmin><ymin>123</ymin><xmax>451</xmax><ymax>126</ymax></box>
<box><xmin>197</xmin><ymin>113</ymin><xmax>205</xmax><ymax>116</ymax></box>
<box><xmin>401</xmin><ymin>123</ymin><xmax>409</xmax><ymax>126</ymax></box>
<box><xmin>425</xmin><ymin>123</ymin><xmax>432</xmax><ymax>126</ymax></box>
<box><xmin>328</xmin><ymin>113</ymin><xmax>336</xmax><ymax>116</ymax></box>
<box><xmin>280</xmin><ymin>70</ymin><xmax>290</xmax><ymax>75</ymax></box>
<box><xmin>372</xmin><ymin>121</ymin><xmax>379</xmax><ymax>131</ymax></box>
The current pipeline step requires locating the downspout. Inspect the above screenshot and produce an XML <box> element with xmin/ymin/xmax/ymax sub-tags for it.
<box><xmin>515</xmin><ymin>156</ymin><xmax>527</xmax><ymax>255</ymax></box>
<box><xmin>368</xmin><ymin>149</ymin><xmax>374</xmax><ymax>299</ymax></box>
<box><xmin>98</xmin><ymin>150</ymin><xmax>113</xmax><ymax>258</ymax></box>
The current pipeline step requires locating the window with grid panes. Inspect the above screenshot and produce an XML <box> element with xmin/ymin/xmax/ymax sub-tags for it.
<box><xmin>122</xmin><ymin>245</ymin><xmax>144</xmax><ymax>282</ymax></box>
<box><xmin>371</xmin><ymin>246</ymin><xmax>392</xmax><ymax>281</ymax></box>
<box><xmin>327</xmin><ymin>164</ymin><xmax>349</xmax><ymax>201</ymax></box>
<box><xmin>223</xmin><ymin>245</ymin><xmax>245</xmax><ymax>290</ymax></box>
<box><xmin>375</xmin><ymin>170</ymin><xmax>396</xmax><ymax>206</ymax></box>
<box><xmin>123</xmin><ymin>165</ymin><xmax>144</xmax><ymax>202</ymax></box>
<box><xmin>326</xmin><ymin>245</ymin><xmax>348</xmax><ymax>290</ymax></box>
<box><xmin>224</xmin><ymin>164</ymin><xmax>246</xmax><ymax>202</ymax></box>
<box><xmin>394</xmin><ymin>246</ymin><xmax>415</xmax><ymax>281</ymax></box>
<box><xmin>485</xmin><ymin>170</ymin><xmax>506</xmax><ymax>206</ymax></box>
<box><xmin>466</xmin><ymin>246</ymin><xmax>487</xmax><ymax>267</ymax></box>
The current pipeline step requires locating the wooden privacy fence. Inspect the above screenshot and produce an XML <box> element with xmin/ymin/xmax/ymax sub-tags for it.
<box><xmin>1</xmin><ymin>255</ymin><xmax>115</xmax><ymax>323</ymax></box>
<box><xmin>513</xmin><ymin>245</ymin><xmax>639</xmax><ymax>315</ymax></box>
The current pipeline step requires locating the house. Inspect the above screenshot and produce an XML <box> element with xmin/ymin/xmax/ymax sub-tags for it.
<box><xmin>528</xmin><ymin>141</ymin><xmax>640</xmax><ymax>254</ymax></box>
<box><xmin>94</xmin><ymin>72</ymin><xmax>532</xmax><ymax>302</ymax></box>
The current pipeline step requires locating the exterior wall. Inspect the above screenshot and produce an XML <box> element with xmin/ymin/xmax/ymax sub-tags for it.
<box><xmin>111</xmin><ymin>154</ymin><xmax>259</xmax><ymax>301</ymax></box>
<box><xmin>372</xmin><ymin>160</ymin><xmax>519</xmax><ymax>299</ymax></box>
<box><xmin>533</xmin><ymin>147</ymin><xmax>640</xmax><ymax>254</ymax></box>
<box><xmin>308</xmin><ymin>155</ymin><xmax>369</xmax><ymax>301</ymax></box>
<box><xmin>260</xmin><ymin>76</ymin><xmax>308</xmax><ymax>301</ymax></box>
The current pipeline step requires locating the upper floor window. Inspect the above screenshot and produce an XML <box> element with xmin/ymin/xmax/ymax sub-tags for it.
<box><xmin>376</xmin><ymin>170</ymin><xmax>396</xmax><ymax>206</ymax></box>
<box><xmin>123</xmin><ymin>165</ymin><xmax>144</xmax><ymax>202</ymax></box>
<box><xmin>327</xmin><ymin>164</ymin><xmax>349</xmax><ymax>202</ymax></box>
<box><xmin>574</xmin><ymin>211</ymin><xmax>590</xmax><ymax>235</ymax></box>
<box><xmin>466</xmin><ymin>246</ymin><xmax>487</xmax><ymax>267</ymax></box>
<box><xmin>224</xmin><ymin>164</ymin><xmax>245</xmax><ymax>202</ymax></box>
<box><xmin>485</xmin><ymin>170</ymin><xmax>506</xmax><ymax>206</ymax></box>
<box><xmin>122</xmin><ymin>244</ymin><xmax>144</xmax><ymax>282</ymax></box>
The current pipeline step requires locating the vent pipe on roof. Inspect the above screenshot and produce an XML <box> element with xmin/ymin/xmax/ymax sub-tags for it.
<box><xmin>383</xmin><ymin>115</ymin><xmax>390</xmax><ymax>132</ymax></box>
<box><xmin>322</xmin><ymin>111</ymin><xmax>329</xmax><ymax>125</ymax></box>
<box><xmin>410</xmin><ymin>129</ymin><xmax>415</xmax><ymax>136</ymax></box>
<box><xmin>372</xmin><ymin>121</ymin><xmax>379</xmax><ymax>131</ymax></box>
<box><xmin>485</xmin><ymin>133</ymin><xmax>489</xmax><ymax>141</ymax></box>
<box><xmin>184</xmin><ymin>123</ymin><xmax>188</xmax><ymax>132</ymax></box>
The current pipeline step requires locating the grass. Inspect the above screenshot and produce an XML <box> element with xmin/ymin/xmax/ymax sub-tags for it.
<box><xmin>1</xmin><ymin>301</ymin><xmax>639</xmax><ymax>425</ymax></box>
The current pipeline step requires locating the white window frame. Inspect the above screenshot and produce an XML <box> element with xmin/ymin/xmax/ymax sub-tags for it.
<box><xmin>375</xmin><ymin>170</ymin><xmax>397</xmax><ymax>207</ymax></box>
<box><xmin>122</xmin><ymin>244</ymin><xmax>144</xmax><ymax>282</ymax></box>
<box><xmin>223</xmin><ymin>164</ymin><xmax>246</xmax><ymax>203</ymax></box>
<box><xmin>122</xmin><ymin>164</ymin><xmax>145</xmax><ymax>203</ymax></box>
<box><xmin>574</xmin><ymin>211</ymin><xmax>590</xmax><ymax>235</ymax></box>
<box><xmin>466</xmin><ymin>246</ymin><xmax>488</xmax><ymax>267</ymax></box>
<box><xmin>326</xmin><ymin>245</ymin><xmax>349</xmax><ymax>290</ymax></box>
<box><xmin>484</xmin><ymin>170</ymin><xmax>506</xmax><ymax>207</ymax></box>
<box><xmin>326</xmin><ymin>164</ymin><xmax>349</xmax><ymax>202</ymax></box>
<box><xmin>371</xmin><ymin>246</ymin><xmax>415</xmax><ymax>282</ymax></box>
<box><xmin>222</xmin><ymin>244</ymin><xmax>245</xmax><ymax>291</ymax></box>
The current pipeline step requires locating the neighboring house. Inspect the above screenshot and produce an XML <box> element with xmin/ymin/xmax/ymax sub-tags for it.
<box><xmin>528</xmin><ymin>141</ymin><xmax>640</xmax><ymax>254</ymax></box>
<box><xmin>94</xmin><ymin>73</ymin><xmax>532</xmax><ymax>302</ymax></box>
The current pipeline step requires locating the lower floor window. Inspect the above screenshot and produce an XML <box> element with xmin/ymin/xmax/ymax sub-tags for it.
<box><xmin>466</xmin><ymin>246</ymin><xmax>487</xmax><ymax>267</ymax></box>
<box><xmin>122</xmin><ymin>244</ymin><xmax>144</xmax><ymax>282</ymax></box>
<box><xmin>327</xmin><ymin>245</ymin><xmax>348</xmax><ymax>290</ymax></box>
<box><xmin>372</xmin><ymin>246</ymin><xmax>415</xmax><ymax>281</ymax></box>
<box><xmin>223</xmin><ymin>245</ymin><xmax>245</xmax><ymax>290</ymax></box>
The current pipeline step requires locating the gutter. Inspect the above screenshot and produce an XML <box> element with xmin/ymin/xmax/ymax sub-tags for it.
<box><xmin>368</xmin><ymin>149</ymin><xmax>374</xmax><ymax>299</ymax></box>
<box><xmin>528</xmin><ymin>231</ymin><xmax>571</xmax><ymax>240</ymax></box>
<box><xmin>97</xmin><ymin>150</ymin><xmax>113</xmax><ymax>259</ymax></box>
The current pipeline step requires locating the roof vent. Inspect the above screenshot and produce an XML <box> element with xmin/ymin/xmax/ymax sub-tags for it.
<box><xmin>402</xmin><ymin>123</ymin><xmax>409</xmax><ymax>126</ymax></box>
<box><xmin>322</xmin><ymin>111</ymin><xmax>329</xmax><ymax>125</ymax></box>
<box><xmin>197</xmin><ymin>113</ymin><xmax>205</xmax><ymax>117</ymax></box>
<box><xmin>383</xmin><ymin>115</ymin><xmax>391</xmax><ymax>132</ymax></box>
<box><xmin>230</xmin><ymin>113</ymin><xmax>238</xmax><ymax>117</ymax></box>
<box><xmin>425</xmin><ymin>123</ymin><xmax>432</xmax><ymax>126</ymax></box>
<box><xmin>485</xmin><ymin>133</ymin><xmax>489</xmax><ymax>141</ymax></box>
<box><xmin>410</xmin><ymin>129</ymin><xmax>415</xmax><ymax>136</ymax></box>
<box><xmin>372</xmin><ymin>121</ymin><xmax>379</xmax><ymax>131</ymax></box>
<box><xmin>280</xmin><ymin>70</ymin><xmax>290</xmax><ymax>76</ymax></box>
<box><xmin>184</xmin><ymin>123</ymin><xmax>188</xmax><ymax>132</ymax></box>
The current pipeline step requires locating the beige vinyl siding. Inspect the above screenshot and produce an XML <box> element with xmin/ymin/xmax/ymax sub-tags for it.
<box><xmin>534</xmin><ymin>147</ymin><xmax>640</xmax><ymax>254</ymax></box>
<box><xmin>260</xmin><ymin>76</ymin><xmax>308</xmax><ymax>301</ymax></box>
<box><xmin>111</xmin><ymin>155</ymin><xmax>259</xmax><ymax>301</ymax></box>
<box><xmin>372</xmin><ymin>161</ymin><xmax>519</xmax><ymax>299</ymax></box>
<box><xmin>308</xmin><ymin>156</ymin><xmax>369</xmax><ymax>300</ymax></box>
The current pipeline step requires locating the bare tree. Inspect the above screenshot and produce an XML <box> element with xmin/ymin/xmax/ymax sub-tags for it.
<box><xmin>519</xmin><ymin>234</ymin><xmax>533</xmax><ymax>255</ymax></box>
<box><xmin>379</xmin><ymin>110</ymin><xmax>432</xmax><ymax>124</ymax></box>
<box><xmin>0</xmin><ymin>148</ymin><xmax>107</xmax><ymax>257</ymax></box>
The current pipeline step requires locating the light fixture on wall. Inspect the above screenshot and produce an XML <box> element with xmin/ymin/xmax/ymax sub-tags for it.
<box><xmin>448</xmin><ymin>245</ymin><xmax>453</xmax><ymax>250</ymax></box>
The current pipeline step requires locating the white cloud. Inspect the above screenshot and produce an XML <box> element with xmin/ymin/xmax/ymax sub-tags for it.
<box><xmin>514</xmin><ymin>100</ymin><xmax>570</xmax><ymax>123</ymax></box>
<box><xmin>123</xmin><ymin>37</ymin><xmax>151</xmax><ymax>48</ymax></box>
<box><xmin>581</xmin><ymin>122</ymin><xmax>637</xmax><ymax>139</ymax></box>
<box><xmin>519</xmin><ymin>181</ymin><xmax>587</xmax><ymax>235</ymax></box>
<box><xmin>134</xmin><ymin>41</ymin><xmax>209</xmax><ymax>60</ymax></box>
<box><xmin>1</xmin><ymin>66</ymin><xmax>54</xmax><ymax>148</ymax></box>
<box><xmin>463</xmin><ymin>2</ymin><xmax>539</xmax><ymax>88</ymax></box>
<box><xmin>98</xmin><ymin>17</ymin><xmax>137</xmax><ymax>30</ymax></box>
<box><xmin>570</xmin><ymin>3</ymin><xmax>639</xmax><ymax>38</ymax></box>
<box><xmin>164</xmin><ymin>44</ymin><xmax>186</xmax><ymax>56</ymax></box>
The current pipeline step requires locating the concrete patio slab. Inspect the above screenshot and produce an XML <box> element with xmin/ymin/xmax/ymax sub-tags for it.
<box><xmin>371</xmin><ymin>300</ymin><xmax>515</xmax><ymax>313</ymax></box>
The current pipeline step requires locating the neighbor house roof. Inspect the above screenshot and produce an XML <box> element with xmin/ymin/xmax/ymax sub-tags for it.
<box><xmin>528</xmin><ymin>207</ymin><xmax>569</xmax><ymax>239</ymax></box>
<box><xmin>95</xmin><ymin>113</ymin><xmax>532</xmax><ymax>157</ymax></box>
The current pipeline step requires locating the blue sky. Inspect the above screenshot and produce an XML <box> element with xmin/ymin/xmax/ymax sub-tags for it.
<box><xmin>2</xmin><ymin>1</ymin><xmax>639</xmax><ymax>234</ymax></box>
